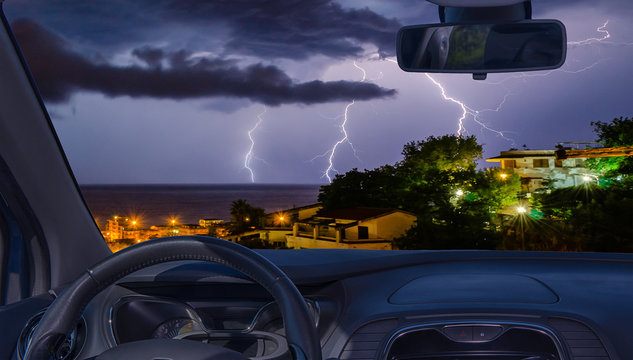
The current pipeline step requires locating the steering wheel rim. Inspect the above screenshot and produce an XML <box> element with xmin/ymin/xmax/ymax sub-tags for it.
<box><xmin>23</xmin><ymin>236</ymin><xmax>321</xmax><ymax>360</ymax></box>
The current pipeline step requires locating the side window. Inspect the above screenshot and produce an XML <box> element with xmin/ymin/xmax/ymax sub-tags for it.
<box><xmin>0</xmin><ymin>156</ymin><xmax>50</xmax><ymax>305</ymax></box>
<box><xmin>501</xmin><ymin>160</ymin><xmax>516</xmax><ymax>169</ymax></box>
<box><xmin>358</xmin><ymin>226</ymin><xmax>369</xmax><ymax>240</ymax></box>
<box><xmin>0</xmin><ymin>201</ymin><xmax>7</xmax><ymax>303</ymax></box>
<box><xmin>533</xmin><ymin>159</ymin><xmax>550</xmax><ymax>168</ymax></box>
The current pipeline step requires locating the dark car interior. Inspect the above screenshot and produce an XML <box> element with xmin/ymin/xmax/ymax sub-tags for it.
<box><xmin>0</xmin><ymin>0</ymin><xmax>631</xmax><ymax>360</ymax></box>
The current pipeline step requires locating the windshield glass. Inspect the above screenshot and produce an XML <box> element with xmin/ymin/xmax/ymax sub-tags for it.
<box><xmin>3</xmin><ymin>0</ymin><xmax>632</xmax><ymax>252</ymax></box>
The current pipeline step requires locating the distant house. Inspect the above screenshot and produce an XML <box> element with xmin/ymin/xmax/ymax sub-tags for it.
<box><xmin>149</xmin><ymin>224</ymin><xmax>209</xmax><ymax>237</ymax></box>
<box><xmin>486</xmin><ymin>149</ymin><xmax>595</xmax><ymax>193</ymax></box>
<box><xmin>259</xmin><ymin>204</ymin><xmax>323</xmax><ymax>244</ymax></box>
<box><xmin>261</xmin><ymin>203</ymin><xmax>322</xmax><ymax>227</ymax></box>
<box><xmin>199</xmin><ymin>218</ymin><xmax>225</xmax><ymax>227</ymax></box>
<box><xmin>285</xmin><ymin>207</ymin><xmax>416</xmax><ymax>250</ymax></box>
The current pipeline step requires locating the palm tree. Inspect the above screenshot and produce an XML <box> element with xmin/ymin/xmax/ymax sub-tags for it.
<box><xmin>229</xmin><ymin>199</ymin><xmax>264</xmax><ymax>234</ymax></box>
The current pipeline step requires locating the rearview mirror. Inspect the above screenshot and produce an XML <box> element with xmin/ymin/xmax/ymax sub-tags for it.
<box><xmin>397</xmin><ymin>20</ymin><xmax>566</xmax><ymax>77</ymax></box>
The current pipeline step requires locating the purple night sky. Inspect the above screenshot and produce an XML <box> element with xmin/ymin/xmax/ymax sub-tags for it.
<box><xmin>3</xmin><ymin>0</ymin><xmax>632</xmax><ymax>184</ymax></box>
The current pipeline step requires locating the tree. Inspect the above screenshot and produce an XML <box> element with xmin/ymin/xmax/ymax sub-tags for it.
<box><xmin>318</xmin><ymin>165</ymin><xmax>402</xmax><ymax>210</ymax></box>
<box><xmin>526</xmin><ymin>115</ymin><xmax>633</xmax><ymax>252</ymax></box>
<box><xmin>319</xmin><ymin>135</ymin><xmax>522</xmax><ymax>249</ymax></box>
<box><xmin>229</xmin><ymin>199</ymin><xmax>265</xmax><ymax>234</ymax></box>
<box><xmin>529</xmin><ymin>184</ymin><xmax>633</xmax><ymax>252</ymax></box>
<box><xmin>586</xmin><ymin>116</ymin><xmax>633</xmax><ymax>179</ymax></box>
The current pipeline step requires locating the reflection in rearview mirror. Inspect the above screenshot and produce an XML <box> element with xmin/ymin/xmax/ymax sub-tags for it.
<box><xmin>397</xmin><ymin>21</ymin><xmax>566</xmax><ymax>75</ymax></box>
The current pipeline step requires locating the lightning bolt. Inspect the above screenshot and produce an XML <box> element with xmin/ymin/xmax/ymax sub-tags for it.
<box><xmin>568</xmin><ymin>20</ymin><xmax>610</xmax><ymax>46</ymax></box>
<box><xmin>244</xmin><ymin>108</ymin><xmax>266</xmax><ymax>183</ymax></box>
<box><xmin>314</xmin><ymin>61</ymin><xmax>365</xmax><ymax>183</ymax></box>
<box><xmin>422</xmin><ymin>73</ymin><xmax>470</xmax><ymax>136</ymax></box>
<box><xmin>487</xmin><ymin>20</ymin><xmax>624</xmax><ymax>85</ymax></box>
<box><xmin>385</xmin><ymin>57</ymin><xmax>514</xmax><ymax>142</ymax></box>
<box><xmin>312</xmin><ymin>20</ymin><xmax>622</xmax><ymax>182</ymax></box>
<box><xmin>391</xmin><ymin>20</ymin><xmax>627</xmax><ymax>139</ymax></box>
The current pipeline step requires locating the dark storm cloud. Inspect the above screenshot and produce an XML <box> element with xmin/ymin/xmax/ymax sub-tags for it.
<box><xmin>154</xmin><ymin>0</ymin><xmax>403</xmax><ymax>59</ymax></box>
<box><xmin>12</xmin><ymin>19</ymin><xmax>396</xmax><ymax>106</ymax></box>
<box><xmin>131</xmin><ymin>46</ymin><xmax>164</xmax><ymax>68</ymax></box>
<box><xmin>6</xmin><ymin>0</ymin><xmax>402</xmax><ymax>60</ymax></box>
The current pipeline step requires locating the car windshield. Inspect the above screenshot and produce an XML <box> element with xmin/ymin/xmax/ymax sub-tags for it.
<box><xmin>3</xmin><ymin>0</ymin><xmax>632</xmax><ymax>253</ymax></box>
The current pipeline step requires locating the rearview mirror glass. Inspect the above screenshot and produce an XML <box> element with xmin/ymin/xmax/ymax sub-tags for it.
<box><xmin>397</xmin><ymin>20</ymin><xmax>566</xmax><ymax>74</ymax></box>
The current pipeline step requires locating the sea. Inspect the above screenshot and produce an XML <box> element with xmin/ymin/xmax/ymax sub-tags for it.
<box><xmin>80</xmin><ymin>184</ymin><xmax>321</xmax><ymax>229</ymax></box>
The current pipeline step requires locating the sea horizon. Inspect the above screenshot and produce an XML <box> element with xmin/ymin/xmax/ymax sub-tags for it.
<box><xmin>80</xmin><ymin>183</ymin><xmax>322</xmax><ymax>228</ymax></box>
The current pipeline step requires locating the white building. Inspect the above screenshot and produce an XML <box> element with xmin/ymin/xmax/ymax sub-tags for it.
<box><xmin>486</xmin><ymin>149</ymin><xmax>595</xmax><ymax>193</ymax></box>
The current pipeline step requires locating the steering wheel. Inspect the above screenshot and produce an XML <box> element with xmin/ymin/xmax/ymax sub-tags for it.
<box><xmin>23</xmin><ymin>236</ymin><xmax>322</xmax><ymax>360</ymax></box>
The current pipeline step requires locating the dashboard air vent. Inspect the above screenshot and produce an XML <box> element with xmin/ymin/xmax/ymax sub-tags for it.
<box><xmin>341</xmin><ymin>319</ymin><xmax>398</xmax><ymax>360</ymax></box>
<box><xmin>548</xmin><ymin>318</ymin><xmax>610</xmax><ymax>360</ymax></box>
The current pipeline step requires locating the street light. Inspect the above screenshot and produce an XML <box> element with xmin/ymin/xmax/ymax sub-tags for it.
<box><xmin>499</xmin><ymin>173</ymin><xmax>508</xmax><ymax>180</ymax></box>
<box><xmin>455</xmin><ymin>189</ymin><xmax>464</xmax><ymax>196</ymax></box>
<box><xmin>582</xmin><ymin>175</ymin><xmax>592</xmax><ymax>182</ymax></box>
<box><xmin>515</xmin><ymin>205</ymin><xmax>528</xmax><ymax>250</ymax></box>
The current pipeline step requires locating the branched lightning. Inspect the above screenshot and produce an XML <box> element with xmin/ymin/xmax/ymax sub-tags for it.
<box><xmin>316</xmin><ymin>61</ymin><xmax>366</xmax><ymax>183</ymax></box>
<box><xmin>385</xmin><ymin>57</ymin><xmax>514</xmax><ymax>142</ymax></box>
<box><xmin>308</xmin><ymin>21</ymin><xmax>623</xmax><ymax>183</ymax></box>
<box><xmin>487</xmin><ymin>20</ymin><xmax>624</xmax><ymax>85</ymax></box>
<box><xmin>244</xmin><ymin>108</ymin><xmax>266</xmax><ymax>183</ymax></box>
<box><xmin>568</xmin><ymin>20</ymin><xmax>610</xmax><ymax>46</ymax></box>
<box><xmin>385</xmin><ymin>20</ymin><xmax>628</xmax><ymax>140</ymax></box>
<box><xmin>422</xmin><ymin>73</ymin><xmax>470</xmax><ymax>136</ymax></box>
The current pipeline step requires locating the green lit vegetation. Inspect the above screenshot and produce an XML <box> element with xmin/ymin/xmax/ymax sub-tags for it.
<box><xmin>446</xmin><ymin>25</ymin><xmax>489</xmax><ymax>69</ymax></box>
<box><xmin>319</xmin><ymin>134</ymin><xmax>521</xmax><ymax>250</ymax></box>
<box><xmin>318</xmin><ymin>117</ymin><xmax>633</xmax><ymax>252</ymax></box>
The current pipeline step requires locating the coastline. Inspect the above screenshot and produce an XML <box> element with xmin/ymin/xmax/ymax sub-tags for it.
<box><xmin>80</xmin><ymin>183</ymin><xmax>322</xmax><ymax>227</ymax></box>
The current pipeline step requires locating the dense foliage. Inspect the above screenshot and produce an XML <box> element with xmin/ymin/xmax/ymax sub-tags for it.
<box><xmin>585</xmin><ymin>116</ymin><xmax>633</xmax><ymax>178</ymax></box>
<box><xmin>319</xmin><ymin>135</ymin><xmax>521</xmax><ymax>249</ymax></box>
<box><xmin>318</xmin><ymin>119</ymin><xmax>633</xmax><ymax>252</ymax></box>
<box><xmin>524</xmin><ymin>116</ymin><xmax>633</xmax><ymax>252</ymax></box>
<box><xmin>229</xmin><ymin>199</ymin><xmax>265</xmax><ymax>234</ymax></box>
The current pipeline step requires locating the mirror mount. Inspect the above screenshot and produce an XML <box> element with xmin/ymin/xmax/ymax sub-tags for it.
<box><xmin>428</xmin><ymin>1</ymin><xmax>532</xmax><ymax>23</ymax></box>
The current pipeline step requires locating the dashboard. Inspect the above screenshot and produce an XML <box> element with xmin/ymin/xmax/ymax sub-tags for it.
<box><xmin>13</xmin><ymin>250</ymin><xmax>633</xmax><ymax>360</ymax></box>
